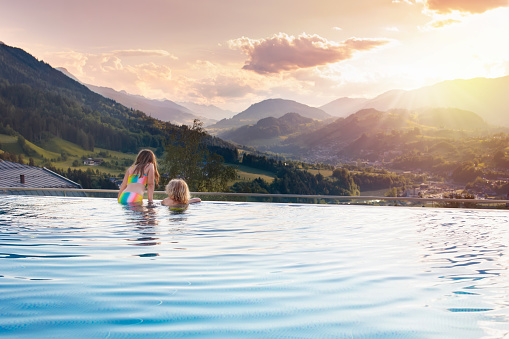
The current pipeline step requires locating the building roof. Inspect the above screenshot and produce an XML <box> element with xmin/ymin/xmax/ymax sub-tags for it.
<box><xmin>0</xmin><ymin>160</ymin><xmax>82</xmax><ymax>189</ymax></box>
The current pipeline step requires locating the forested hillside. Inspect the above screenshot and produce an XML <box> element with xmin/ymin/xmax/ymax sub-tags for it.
<box><xmin>219</xmin><ymin>113</ymin><xmax>323</xmax><ymax>145</ymax></box>
<box><xmin>0</xmin><ymin>43</ymin><xmax>235</xmax><ymax>156</ymax></box>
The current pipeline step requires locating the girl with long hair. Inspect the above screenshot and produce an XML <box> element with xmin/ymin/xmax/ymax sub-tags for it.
<box><xmin>118</xmin><ymin>149</ymin><xmax>160</xmax><ymax>205</ymax></box>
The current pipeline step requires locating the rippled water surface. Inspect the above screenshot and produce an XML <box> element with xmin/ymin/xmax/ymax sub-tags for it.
<box><xmin>1</xmin><ymin>196</ymin><xmax>509</xmax><ymax>338</ymax></box>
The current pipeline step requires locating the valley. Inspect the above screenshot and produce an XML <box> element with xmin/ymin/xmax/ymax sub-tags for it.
<box><xmin>1</xmin><ymin>42</ymin><xmax>509</xmax><ymax>200</ymax></box>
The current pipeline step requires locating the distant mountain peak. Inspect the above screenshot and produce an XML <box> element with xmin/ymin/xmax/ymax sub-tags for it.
<box><xmin>319</xmin><ymin>97</ymin><xmax>369</xmax><ymax>118</ymax></box>
<box><xmin>176</xmin><ymin>102</ymin><xmax>235</xmax><ymax>122</ymax></box>
<box><xmin>321</xmin><ymin>76</ymin><xmax>509</xmax><ymax>126</ymax></box>
<box><xmin>209</xmin><ymin>97</ymin><xmax>331</xmax><ymax>131</ymax></box>
<box><xmin>219</xmin><ymin>111</ymin><xmax>322</xmax><ymax>146</ymax></box>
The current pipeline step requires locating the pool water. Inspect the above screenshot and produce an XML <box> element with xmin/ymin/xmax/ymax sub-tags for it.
<box><xmin>0</xmin><ymin>196</ymin><xmax>508</xmax><ymax>338</ymax></box>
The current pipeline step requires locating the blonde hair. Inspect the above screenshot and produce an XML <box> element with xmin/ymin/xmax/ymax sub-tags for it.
<box><xmin>165</xmin><ymin>179</ymin><xmax>190</xmax><ymax>204</ymax></box>
<box><xmin>132</xmin><ymin>149</ymin><xmax>160</xmax><ymax>183</ymax></box>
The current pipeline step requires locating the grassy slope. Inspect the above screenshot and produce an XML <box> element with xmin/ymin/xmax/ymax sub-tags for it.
<box><xmin>0</xmin><ymin>134</ymin><xmax>405</xmax><ymax>194</ymax></box>
<box><xmin>42</xmin><ymin>137</ymin><xmax>91</xmax><ymax>157</ymax></box>
<box><xmin>0</xmin><ymin>133</ymin><xmax>60</xmax><ymax>160</ymax></box>
<box><xmin>1</xmin><ymin>134</ymin><xmax>277</xmax><ymax>182</ymax></box>
<box><xmin>0</xmin><ymin>134</ymin><xmax>21</xmax><ymax>154</ymax></box>
<box><xmin>0</xmin><ymin>134</ymin><xmax>131</xmax><ymax>175</ymax></box>
<box><xmin>305</xmin><ymin>168</ymin><xmax>333</xmax><ymax>177</ymax></box>
<box><xmin>39</xmin><ymin>138</ymin><xmax>137</xmax><ymax>175</ymax></box>
<box><xmin>0</xmin><ymin>134</ymin><xmax>17</xmax><ymax>143</ymax></box>
<box><xmin>226</xmin><ymin>163</ymin><xmax>276</xmax><ymax>183</ymax></box>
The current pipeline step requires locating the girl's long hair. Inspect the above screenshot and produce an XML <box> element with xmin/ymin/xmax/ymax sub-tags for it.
<box><xmin>132</xmin><ymin>149</ymin><xmax>160</xmax><ymax>183</ymax></box>
<box><xmin>165</xmin><ymin>179</ymin><xmax>190</xmax><ymax>204</ymax></box>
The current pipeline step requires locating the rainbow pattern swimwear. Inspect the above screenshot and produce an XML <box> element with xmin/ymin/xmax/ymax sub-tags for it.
<box><xmin>118</xmin><ymin>192</ymin><xmax>143</xmax><ymax>205</ymax></box>
<box><xmin>127</xmin><ymin>173</ymin><xmax>148</xmax><ymax>186</ymax></box>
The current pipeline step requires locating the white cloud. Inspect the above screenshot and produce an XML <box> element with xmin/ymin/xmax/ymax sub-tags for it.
<box><xmin>425</xmin><ymin>0</ymin><xmax>509</xmax><ymax>15</ymax></box>
<box><xmin>111</xmin><ymin>49</ymin><xmax>178</xmax><ymax>59</ymax></box>
<box><xmin>412</xmin><ymin>0</ymin><xmax>509</xmax><ymax>29</ymax></box>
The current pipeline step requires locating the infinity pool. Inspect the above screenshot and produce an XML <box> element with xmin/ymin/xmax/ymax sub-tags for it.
<box><xmin>0</xmin><ymin>196</ymin><xmax>508</xmax><ymax>338</ymax></box>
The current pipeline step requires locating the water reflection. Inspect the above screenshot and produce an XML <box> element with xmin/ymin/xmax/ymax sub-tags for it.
<box><xmin>122</xmin><ymin>204</ymin><xmax>160</xmax><ymax>247</ymax></box>
<box><xmin>168</xmin><ymin>205</ymin><xmax>188</xmax><ymax>215</ymax></box>
<box><xmin>121</xmin><ymin>204</ymin><xmax>192</xmax><ymax>252</ymax></box>
<box><xmin>416</xmin><ymin>210</ymin><xmax>509</xmax><ymax>336</ymax></box>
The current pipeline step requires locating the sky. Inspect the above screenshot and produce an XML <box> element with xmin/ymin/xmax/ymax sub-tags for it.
<box><xmin>1</xmin><ymin>0</ymin><xmax>509</xmax><ymax>112</ymax></box>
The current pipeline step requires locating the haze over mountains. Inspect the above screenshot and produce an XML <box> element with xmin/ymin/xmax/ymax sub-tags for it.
<box><xmin>216</xmin><ymin>105</ymin><xmax>492</xmax><ymax>161</ymax></box>
<box><xmin>299</xmin><ymin>107</ymin><xmax>488</xmax><ymax>150</ymax></box>
<box><xmin>30</xmin><ymin>43</ymin><xmax>509</xmax><ymax>157</ymax></box>
<box><xmin>176</xmin><ymin>102</ymin><xmax>235</xmax><ymax>121</ymax></box>
<box><xmin>320</xmin><ymin>76</ymin><xmax>509</xmax><ymax>127</ymax></box>
<box><xmin>58</xmin><ymin>62</ymin><xmax>509</xmax><ymax>134</ymax></box>
<box><xmin>3</xmin><ymin>42</ymin><xmax>509</xmax><ymax>197</ymax></box>
<box><xmin>0</xmin><ymin>43</ymin><xmax>235</xmax><ymax>157</ymax></box>
<box><xmin>56</xmin><ymin>68</ymin><xmax>233</xmax><ymax>126</ymax></box>
<box><xmin>319</xmin><ymin>97</ymin><xmax>369</xmax><ymax>118</ymax></box>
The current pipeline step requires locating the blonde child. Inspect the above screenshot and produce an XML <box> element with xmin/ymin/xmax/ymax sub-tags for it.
<box><xmin>162</xmin><ymin>178</ymin><xmax>201</xmax><ymax>206</ymax></box>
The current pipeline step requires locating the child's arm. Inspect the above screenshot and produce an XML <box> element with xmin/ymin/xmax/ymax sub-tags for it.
<box><xmin>189</xmin><ymin>197</ymin><xmax>201</xmax><ymax>204</ymax></box>
<box><xmin>117</xmin><ymin>168</ymin><xmax>130</xmax><ymax>199</ymax></box>
<box><xmin>146</xmin><ymin>163</ymin><xmax>155</xmax><ymax>203</ymax></box>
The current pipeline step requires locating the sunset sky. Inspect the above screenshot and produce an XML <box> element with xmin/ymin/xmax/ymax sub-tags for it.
<box><xmin>1</xmin><ymin>0</ymin><xmax>508</xmax><ymax>111</ymax></box>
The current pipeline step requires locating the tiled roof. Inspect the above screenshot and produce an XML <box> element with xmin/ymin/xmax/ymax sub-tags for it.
<box><xmin>0</xmin><ymin>160</ymin><xmax>82</xmax><ymax>189</ymax></box>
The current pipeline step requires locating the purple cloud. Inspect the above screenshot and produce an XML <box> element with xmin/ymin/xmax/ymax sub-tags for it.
<box><xmin>230</xmin><ymin>33</ymin><xmax>390</xmax><ymax>74</ymax></box>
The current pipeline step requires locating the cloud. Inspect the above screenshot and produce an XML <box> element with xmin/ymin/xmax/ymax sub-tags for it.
<box><xmin>428</xmin><ymin>18</ymin><xmax>462</xmax><ymax>28</ymax></box>
<box><xmin>191</xmin><ymin>75</ymin><xmax>255</xmax><ymax>99</ymax></box>
<box><xmin>111</xmin><ymin>49</ymin><xmax>178</xmax><ymax>59</ymax></box>
<box><xmin>393</xmin><ymin>0</ymin><xmax>509</xmax><ymax>28</ymax></box>
<box><xmin>229</xmin><ymin>33</ymin><xmax>391</xmax><ymax>74</ymax></box>
<box><xmin>425</xmin><ymin>0</ymin><xmax>509</xmax><ymax>14</ymax></box>
<box><xmin>47</xmin><ymin>49</ymin><xmax>174</xmax><ymax>95</ymax></box>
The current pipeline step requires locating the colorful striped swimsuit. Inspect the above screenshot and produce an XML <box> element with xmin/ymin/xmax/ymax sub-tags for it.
<box><xmin>118</xmin><ymin>191</ymin><xmax>143</xmax><ymax>205</ymax></box>
<box><xmin>127</xmin><ymin>173</ymin><xmax>148</xmax><ymax>186</ymax></box>
<box><xmin>118</xmin><ymin>173</ymin><xmax>148</xmax><ymax>205</ymax></box>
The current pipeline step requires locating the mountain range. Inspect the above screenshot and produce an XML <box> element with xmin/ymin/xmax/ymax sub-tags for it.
<box><xmin>218</xmin><ymin>112</ymin><xmax>324</xmax><ymax>147</ymax></box>
<box><xmin>208</xmin><ymin>98</ymin><xmax>332</xmax><ymax>131</ymax></box>
<box><xmin>298</xmin><ymin>107</ymin><xmax>488</xmax><ymax>149</ymax></box>
<box><xmin>217</xmin><ymin>104</ymin><xmax>494</xmax><ymax>161</ymax></box>
<box><xmin>0</xmin><ymin>43</ymin><xmax>235</xmax><ymax>157</ymax></box>
<box><xmin>3</xmin><ymin>41</ymin><xmax>509</xmax><ymax>166</ymax></box>
<box><xmin>58</xmin><ymin>65</ymin><xmax>509</xmax><ymax>133</ymax></box>
<box><xmin>319</xmin><ymin>76</ymin><xmax>509</xmax><ymax>127</ymax></box>
<box><xmin>319</xmin><ymin>97</ymin><xmax>369</xmax><ymax>118</ymax></box>
<box><xmin>295</xmin><ymin>106</ymin><xmax>495</xmax><ymax>162</ymax></box>
<box><xmin>176</xmin><ymin>101</ymin><xmax>235</xmax><ymax>121</ymax></box>
<box><xmin>57</xmin><ymin>68</ymin><xmax>233</xmax><ymax>126</ymax></box>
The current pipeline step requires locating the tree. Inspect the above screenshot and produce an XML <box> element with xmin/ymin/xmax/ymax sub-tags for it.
<box><xmin>201</xmin><ymin>153</ymin><xmax>237</xmax><ymax>192</ymax></box>
<box><xmin>163</xmin><ymin>120</ymin><xmax>208</xmax><ymax>189</ymax></box>
<box><xmin>162</xmin><ymin>119</ymin><xmax>237</xmax><ymax>192</ymax></box>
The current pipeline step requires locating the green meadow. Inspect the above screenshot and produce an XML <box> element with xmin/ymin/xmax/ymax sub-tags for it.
<box><xmin>1</xmin><ymin>134</ymin><xmax>277</xmax><ymax>183</ymax></box>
